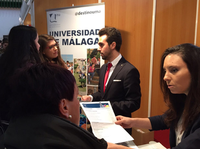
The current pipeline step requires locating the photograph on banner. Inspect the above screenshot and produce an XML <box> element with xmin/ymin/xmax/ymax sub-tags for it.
<box><xmin>87</xmin><ymin>48</ymin><xmax>100</xmax><ymax>84</ymax></box>
<box><xmin>87</xmin><ymin>48</ymin><xmax>100</xmax><ymax>95</ymax></box>
<box><xmin>74</xmin><ymin>58</ymin><xmax>87</xmax><ymax>96</ymax></box>
<box><xmin>61</xmin><ymin>54</ymin><xmax>73</xmax><ymax>74</ymax></box>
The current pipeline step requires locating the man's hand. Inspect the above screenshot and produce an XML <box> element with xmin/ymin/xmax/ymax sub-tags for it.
<box><xmin>81</xmin><ymin>95</ymin><xmax>92</xmax><ymax>102</ymax></box>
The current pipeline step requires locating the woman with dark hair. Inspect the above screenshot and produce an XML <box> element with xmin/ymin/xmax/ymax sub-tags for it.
<box><xmin>0</xmin><ymin>25</ymin><xmax>41</xmax><ymax>132</ymax></box>
<box><xmin>1</xmin><ymin>63</ymin><xmax>107</xmax><ymax>149</ymax></box>
<box><xmin>115</xmin><ymin>43</ymin><xmax>200</xmax><ymax>148</ymax></box>
<box><xmin>38</xmin><ymin>34</ymin><xmax>67</xmax><ymax>68</ymax></box>
<box><xmin>0</xmin><ymin>37</ymin><xmax>8</xmax><ymax>55</ymax></box>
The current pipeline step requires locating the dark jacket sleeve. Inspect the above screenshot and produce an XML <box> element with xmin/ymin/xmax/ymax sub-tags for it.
<box><xmin>92</xmin><ymin>79</ymin><xmax>102</xmax><ymax>101</ymax></box>
<box><xmin>92</xmin><ymin>63</ymin><xmax>105</xmax><ymax>101</ymax></box>
<box><xmin>149</xmin><ymin>114</ymin><xmax>169</xmax><ymax>130</ymax></box>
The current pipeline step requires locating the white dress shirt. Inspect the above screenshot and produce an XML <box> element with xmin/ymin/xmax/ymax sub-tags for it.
<box><xmin>105</xmin><ymin>54</ymin><xmax>122</xmax><ymax>86</ymax></box>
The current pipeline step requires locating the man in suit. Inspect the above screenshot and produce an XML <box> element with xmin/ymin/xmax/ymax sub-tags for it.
<box><xmin>81</xmin><ymin>27</ymin><xmax>141</xmax><ymax>135</ymax></box>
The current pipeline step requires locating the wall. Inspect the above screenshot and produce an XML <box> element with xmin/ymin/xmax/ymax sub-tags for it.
<box><xmin>34</xmin><ymin>0</ymin><xmax>97</xmax><ymax>35</ymax></box>
<box><xmin>196</xmin><ymin>0</ymin><xmax>200</xmax><ymax>46</ymax></box>
<box><xmin>24</xmin><ymin>13</ymin><xmax>31</xmax><ymax>26</ymax></box>
<box><xmin>151</xmin><ymin>0</ymin><xmax>197</xmax><ymax>116</ymax></box>
<box><xmin>34</xmin><ymin>0</ymin><xmax>198</xmax><ymax>118</ymax></box>
<box><xmin>0</xmin><ymin>8</ymin><xmax>20</xmax><ymax>39</ymax></box>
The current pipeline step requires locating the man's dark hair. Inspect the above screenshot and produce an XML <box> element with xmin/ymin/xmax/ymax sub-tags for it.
<box><xmin>98</xmin><ymin>27</ymin><xmax>122</xmax><ymax>52</ymax></box>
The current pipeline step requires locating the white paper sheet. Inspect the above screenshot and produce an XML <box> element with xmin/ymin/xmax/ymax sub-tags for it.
<box><xmin>138</xmin><ymin>142</ymin><xmax>166</xmax><ymax>149</ymax></box>
<box><xmin>80</xmin><ymin>101</ymin><xmax>134</xmax><ymax>144</ymax></box>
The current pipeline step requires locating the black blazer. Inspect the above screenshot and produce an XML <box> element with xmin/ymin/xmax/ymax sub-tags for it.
<box><xmin>149</xmin><ymin>114</ymin><xmax>200</xmax><ymax>149</ymax></box>
<box><xmin>92</xmin><ymin>56</ymin><xmax>141</xmax><ymax>117</ymax></box>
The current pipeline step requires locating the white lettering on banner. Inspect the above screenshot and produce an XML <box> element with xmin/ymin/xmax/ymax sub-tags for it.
<box><xmin>49</xmin><ymin>29</ymin><xmax>100</xmax><ymax>37</ymax></box>
<box><xmin>62</xmin><ymin>37</ymin><xmax>99</xmax><ymax>46</ymax></box>
<box><xmin>46</xmin><ymin>3</ymin><xmax>105</xmax><ymax>58</ymax></box>
<box><xmin>75</xmin><ymin>10</ymin><xmax>101</xmax><ymax>16</ymax></box>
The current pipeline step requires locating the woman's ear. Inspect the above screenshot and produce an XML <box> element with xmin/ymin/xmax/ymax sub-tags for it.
<box><xmin>59</xmin><ymin>99</ymin><xmax>69</xmax><ymax>119</ymax></box>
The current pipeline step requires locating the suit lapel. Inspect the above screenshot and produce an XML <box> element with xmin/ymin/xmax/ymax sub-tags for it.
<box><xmin>103</xmin><ymin>57</ymin><xmax>126</xmax><ymax>96</ymax></box>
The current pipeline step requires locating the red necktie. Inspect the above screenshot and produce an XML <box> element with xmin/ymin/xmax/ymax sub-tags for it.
<box><xmin>104</xmin><ymin>63</ymin><xmax>112</xmax><ymax>92</ymax></box>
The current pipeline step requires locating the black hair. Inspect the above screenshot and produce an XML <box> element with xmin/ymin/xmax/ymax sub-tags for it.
<box><xmin>0</xmin><ymin>25</ymin><xmax>41</xmax><ymax>121</ymax></box>
<box><xmin>9</xmin><ymin>63</ymin><xmax>76</xmax><ymax>118</ymax></box>
<box><xmin>98</xmin><ymin>27</ymin><xmax>122</xmax><ymax>52</ymax></box>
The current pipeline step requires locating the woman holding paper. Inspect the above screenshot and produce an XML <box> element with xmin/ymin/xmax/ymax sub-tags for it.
<box><xmin>115</xmin><ymin>43</ymin><xmax>200</xmax><ymax>149</ymax></box>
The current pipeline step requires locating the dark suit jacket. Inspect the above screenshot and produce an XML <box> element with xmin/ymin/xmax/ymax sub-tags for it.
<box><xmin>149</xmin><ymin>114</ymin><xmax>200</xmax><ymax>149</ymax></box>
<box><xmin>92</xmin><ymin>56</ymin><xmax>141</xmax><ymax>118</ymax></box>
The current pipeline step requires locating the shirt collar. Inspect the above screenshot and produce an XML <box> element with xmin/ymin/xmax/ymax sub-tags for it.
<box><xmin>109</xmin><ymin>54</ymin><xmax>122</xmax><ymax>67</ymax></box>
